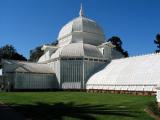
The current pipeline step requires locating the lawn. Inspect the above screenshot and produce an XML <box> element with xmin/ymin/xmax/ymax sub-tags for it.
<box><xmin>0</xmin><ymin>92</ymin><xmax>156</xmax><ymax>120</ymax></box>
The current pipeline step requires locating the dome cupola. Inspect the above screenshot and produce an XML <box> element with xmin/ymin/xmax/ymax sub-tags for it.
<box><xmin>58</xmin><ymin>4</ymin><xmax>105</xmax><ymax>47</ymax></box>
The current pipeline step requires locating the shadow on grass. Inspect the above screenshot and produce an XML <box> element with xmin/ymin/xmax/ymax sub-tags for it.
<box><xmin>10</xmin><ymin>102</ymin><xmax>138</xmax><ymax>120</ymax></box>
<box><xmin>147</xmin><ymin>101</ymin><xmax>160</xmax><ymax>117</ymax></box>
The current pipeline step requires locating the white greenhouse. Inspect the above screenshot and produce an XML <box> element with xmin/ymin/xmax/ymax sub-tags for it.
<box><xmin>3</xmin><ymin>5</ymin><xmax>159</xmax><ymax>93</ymax></box>
<box><xmin>86</xmin><ymin>53</ymin><xmax>160</xmax><ymax>93</ymax></box>
<box><xmin>36</xmin><ymin>6</ymin><xmax>123</xmax><ymax>90</ymax></box>
<box><xmin>2</xmin><ymin>60</ymin><xmax>58</xmax><ymax>91</ymax></box>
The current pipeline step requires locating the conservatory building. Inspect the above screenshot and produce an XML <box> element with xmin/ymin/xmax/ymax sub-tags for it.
<box><xmin>37</xmin><ymin>6</ymin><xmax>123</xmax><ymax>89</ymax></box>
<box><xmin>2</xmin><ymin>5</ymin><xmax>160</xmax><ymax>93</ymax></box>
<box><xmin>2</xmin><ymin>5</ymin><xmax>123</xmax><ymax>90</ymax></box>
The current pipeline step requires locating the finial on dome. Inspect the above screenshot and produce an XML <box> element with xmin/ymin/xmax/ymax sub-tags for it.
<box><xmin>79</xmin><ymin>3</ymin><xmax>84</xmax><ymax>17</ymax></box>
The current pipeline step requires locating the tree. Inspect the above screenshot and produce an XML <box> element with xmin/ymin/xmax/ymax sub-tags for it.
<box><xmin>122</xmin><ymin>51</ymin><xmax>129</xmax><ymax>57</ymax></box>
<box><xmin>0</xmin><ymin>44</ymin><xmax>27</xmax><ymax>68</ymax></box>
<box><xmin>0</xmin><ymin>44</ymin><xmax>16</xmax><ymax>59</ymax></box>
<box><xmin>13</xmin><ymin>53</ymin><xmax>27</xmax><ymax>61</ymax></box>
<box><xmin>29</xmin><ymin>40</ymin><xmax>58</xmax><ymax>62</ymax></box>
<box><xmin>154</xmin><ymin>33</ymin><xmax>160</xmax><ymax>53</ymax></box>
<box><xmin>29</xmin><ymin>46</ymin><xmax>44</xmax><ymax>62</ymax></box>
<box><xmin>51</xmin><ymin>40</ymin><xmax>58</xmax><ymax>46</ymax></box>
<box><xmin>108</xmin><ymin>36</ymin><xmax>129</xmax><ymax>57</ymax></box>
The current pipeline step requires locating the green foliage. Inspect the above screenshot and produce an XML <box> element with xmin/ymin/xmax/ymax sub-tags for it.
<box><xmin>154</xmin><ymin>33</ymin><xmax>160</xmax><ymax>53</ymax></box>
<box><xmin>29</xmin><ymin>40</ymin><xmax>58</xmax><ymax>62</ymax></box>
<box><xmin>108</xmin><ymin>36</ymin><xmax>122</xmax><ymax>47</ymax></box>
<box><xmin>29</xmin><ymin>46</ymin><xmax>44</xmax><ymax>62</ymax></box>
<box><xmin>0</xmin><ymin>44</ymin><xmax>27</xmax><ymax>68</ymax></box>
<box><xmin>51</xmin><ymin>40</ymin><xmax>58</xmax><ymax>46</ymax></box>
<box><xmin>0</xmin><ymin>92</ymin><xmax>155</xmax><ymax>120</ymax></box>
<box><xmin>107</xmin><ymin>36</ymin><xmax>129</xmax><ymax>57</ymax></box>
<box><xmin>147</xmin><ymin>101</ymin><xmax>160</xmax><ymax>117</ymax></box>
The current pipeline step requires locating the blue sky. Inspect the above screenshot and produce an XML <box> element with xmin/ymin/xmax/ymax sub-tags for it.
<box><xmin>0</xmin><ymin>0</ymin><xmax>160</xmax><ymax>58</ymax></box>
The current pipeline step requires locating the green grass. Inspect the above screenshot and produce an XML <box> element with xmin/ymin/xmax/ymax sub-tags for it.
<box><xmin>0</xmin><ymin>92</ymin><xmax>156</xmax><ymax>120</ymax></box>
